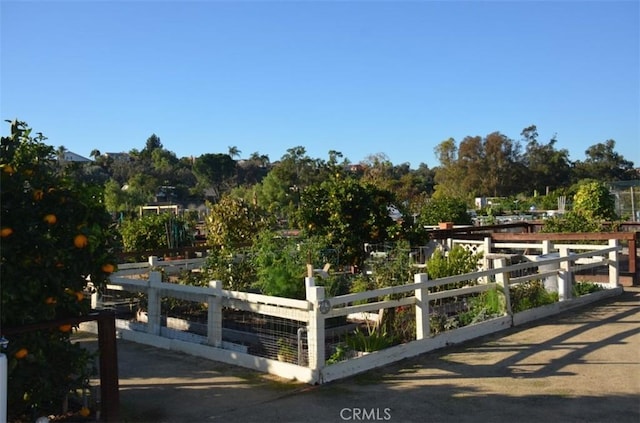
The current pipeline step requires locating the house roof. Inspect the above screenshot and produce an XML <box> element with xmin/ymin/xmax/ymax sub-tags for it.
<box><xmin>61</xmin><ymin>151</ymin><xmax>92</xmax><ymax>162</ymax></box>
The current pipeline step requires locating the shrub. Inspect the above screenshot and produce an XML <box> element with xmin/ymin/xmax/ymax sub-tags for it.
<box><xmin>346</xmin><ymin>324</ymin><xmax>393</xmax><ymax>353</ymax></box>
<box><xmin>417</xmin><ymin>196</ymin><xmax>472</xmax><ymax>226</ymax></box>
<box><xmin>1</xmin><ymin>121</ymin><xmax>118</xmax><ymax>419</ymax></box>
<box><xmin>251</xmin><ymin>231</ymin><xmax>309</xmax><ymax>299</ymax></box>
<box><xmin>510</xmin><ymin>280</ymin><xmax>558</xmax><ymax>312</ymax></box>
<box><xmin>119</xmin><ymin>212</ymin><xmax>195</xmax><ymax>252</ymax></box>
<box><xmin>573</xmin><ymin>282</ymin><xmax>604</xmax><ymax>296</ymax></box>
<box><xmin>202</xmin><ymin>249</ymin><xmax>256</xmax><ymax>291</ymax></box>
<box><xmin>204</xmin><ymin>195</ymin><xmax>269</xmax><ymax>250</ymax></box>
<box><xmin>427</xmin><ymin>245</ymin><xmax>483</xmax><ymax>289</ymax></box>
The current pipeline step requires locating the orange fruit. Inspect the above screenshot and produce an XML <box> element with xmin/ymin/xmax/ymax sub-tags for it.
<box><xmin>59</xmin><ymin>324</ymin><xmax>72</xmax><ymax>332</ymax></box>
<box><xmin>0</xmin><ymin>227</ymin><xmax>13</xmax><ymax>237</ymax></box>
<box><xmin>75</xmin><ymin>291</ymin><xmax>84</xmax><ymax>302</ymax></box>
<box><xmin>15</xmin><ymin>348</ymin><xmax>28</xmax><ymax>359</ymax></box>
<box><xmin>78</xmin><ymin>407</ymin><xmax>91</xmax><ymax>417</ymax></box>
<box><xmin>43</xmin><ymin>214</ymin><xmax>57</xmax><ymax>225</ymax></box>
<box><xmin>44</xmin><ymin>297</ymin><xmax>57</xmax><ymax>305</ymax></box>
<box><xmin>74</xmin><ymin>234</ymin><xmax>88</xmax><ymax>248</ymax></box>
<box><xmin>101</xmin><ymin>263</ymin><xmax>115</xmax><ymax>273</ymax></box>
<box><xmin>33</xmin><ymin>189</ymin><xmax>44</xmax><ymax>201</ymax></box>
<box><xmin>2</xmin><ymin>164</ymin><xmax>15</xmax><ymax>174</ymax></box>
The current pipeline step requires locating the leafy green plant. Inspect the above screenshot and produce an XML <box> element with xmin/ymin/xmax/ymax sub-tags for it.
<box><xmin>276</xmin><ymin>338</ymin><xmax>297</xmax><ymax>362</ymax></box>
<box><xmin>345</xmin><ymin>321</ymin><xmax>393</xmax><ymax>353</ymax></box>
<box><xmin>542</xmin><ymin>211</ymin><xmax>602</xmax><ymax>233</ymax></box>
<box><xmin>202</xmin><ymin>248</ymin><xmax>256</xmax><ymax>291</ymax></box>
<box><xmin>297</xmin><ymin>174</ymin><xmax>399</xmax><ymax>268</ymax></box>
<box><xmin>542</xmin><ymin>181</ymin><xmax>618</xmax><ymax>234</ymax></box>
<box><xmin>388</xmin><ymin>305</ymin><xmax>416</xmax><ymax>344</ymax></box>
<box><xmin>510</xmin><ymin>280</ymin><xmax>559</xmax><ymax>312</ymax></box>
<box><xmin>119</xmin><ymin>212</ymin><xmax>194</xmax><ymax>252</ymax></box>
<box><xmin>573</xmin><ymin>181</ymin><xmax>617</xmax><ymax>221</ymax></box>
<box><xmin>572</xmin><ymin>282</ymin><xmax>604</xmax><ymax>296</ymax></box>
<box><xmin>326</xmin><ymin>343</ymin><xmax>353</xmax><ymax>365</ymax></box>
<box><xmin>430</xmin><ymin>289</ymin><xmax>505</xmax><ymax>334</ymax></box>
<box><xmin>346</xmin><ymin>328</ymin><xmax>392</xmax><ymax>353</ymax></box>
<box><xmin>427</xmin><ymin>245</ymin><xmax>483</xmax><ymax>290</ymax></box>
<box><xmin>457</xmin><ymin>289</ymin><xmax>505</xmax><ymax>326</ymax></box>
<box><xmin>204</xmin><ymin>195</ymin><xmax>270</xmax><ymax>250</ymax></box>
<box><xmin>416</xmin><ymin>196</ymin><xmax>472</xmax><ymax>226</ymax></box>
<box><xmin>251</xmin><ymin>231</ymin><xmax>308</xmax><ymax>299</ymax></box>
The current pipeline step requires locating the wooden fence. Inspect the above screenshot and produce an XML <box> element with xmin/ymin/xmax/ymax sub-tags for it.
<box><xmin>85</xmin><ymin>238</ymin><xmax>623</xmax><ymax>384</ymax></box>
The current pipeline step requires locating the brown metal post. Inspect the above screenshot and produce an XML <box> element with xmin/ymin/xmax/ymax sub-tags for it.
<box><xmin>628</xmin><ymin>235</ymin><xmax>637</xmax><ymax>284</ymax></box>
<box><xmin>97</xmin><ymin>311</ymin><xmax>120</xmax><ymax>422</ymax></box>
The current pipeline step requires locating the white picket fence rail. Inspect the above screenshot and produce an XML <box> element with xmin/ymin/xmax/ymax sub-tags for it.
<box><xmin>83</xmin><ymin>238</ymin><xmax>623</xmax><ymax>384</ymax></box>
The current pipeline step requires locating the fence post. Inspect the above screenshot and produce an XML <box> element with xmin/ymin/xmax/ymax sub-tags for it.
<box><xmin>414</xmin><ymin>273</ymin><xmax>430</xmax><ymax>340</ymax></box>
<box><xmin>608</xmin><ymin>239</ymin><xmax>619</xmax><ymax>289</ymax></box>
<box><xmin>480</xmin><ymin>237</ymin><xmax>493</xmax><ymax>285</ymax></box>
<box><xmin>146</xmin><ymin>271</ymin><xmax>162</xmax><ymax>335</ymax></box>
<box><xmin>542</xmin><ymin>240</ymin><xmax>553</xmax><ymax>255</ymax></box>
<box><xmin>97</xmin><ymin>311</ymin><xmax>120</xmax><ymax>422</ymax></box>
<box><xmin>148</xmin><ymin>255</ymin><xmax>159</xmax><ymax>267</ymax></box>
<box><xmin>207</xmin><ymin>281</ymin><xmax>223</xmax><ymax>347</ymax></box>
<box><xmin>483</xmin><ymin>237</ymin><xmax>492</xmax><ymax>270</ymax></box>
<box><xmin>90</xmin><ymin>282</ymin><xmax>99</xmax><ymax>310</ymax></box>
<box><xmin>558</xmin><ymin>248</ymin><xmax>572</xmax><ymax>301</ymax></box>
<box><xmin>306</xmin><ymin>285</ymin><xmax>325</xmax><ymax>382</ymax></box>
<box><xmin>493</xmin><ymin>258</ymin><xmax>512</xmax><ymax>316</ymax></box>
<box><xmin>628</xmin><ymin>235</ymin><xmax>637</xmax><ymax>284</ymax></box>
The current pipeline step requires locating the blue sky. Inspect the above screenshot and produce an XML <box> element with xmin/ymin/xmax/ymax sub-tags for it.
<box><xmin>1</xmin><ymin>0</ymin><xmax>638</xmax><ymax>168</ymax></box>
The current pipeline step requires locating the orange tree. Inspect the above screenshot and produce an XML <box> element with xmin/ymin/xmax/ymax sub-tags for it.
<box><xmin>1</xmin><ymin>120</ymin><xmax>119</xmax><ymax>420</ymax></box>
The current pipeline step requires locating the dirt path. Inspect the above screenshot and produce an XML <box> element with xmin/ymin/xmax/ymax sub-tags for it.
<box><xmin>110</xmin><ymin>287</ymin><xmax>640</xmax><ymax>423</ymax></box>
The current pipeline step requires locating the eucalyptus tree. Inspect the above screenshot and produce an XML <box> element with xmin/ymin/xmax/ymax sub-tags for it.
<box><xmin>433</xmin><ymin>132</ymin><xmax>523</xmax><ymax>199</ymax></box>
<box><xmin>432</xmin><ymin>138</ymin><xmax>471</xmax><ymax>200</ymax></box>
<box><xmin>521</xmin><ymin>125</ymin><xmax>571</xmax><ymax>194</ymax></box>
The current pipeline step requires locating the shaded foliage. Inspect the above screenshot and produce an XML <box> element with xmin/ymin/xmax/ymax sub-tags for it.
<box><xmin>1</xmin><ymin>120</ymin><xmax>119</xmax><ymax>419</ymax></box>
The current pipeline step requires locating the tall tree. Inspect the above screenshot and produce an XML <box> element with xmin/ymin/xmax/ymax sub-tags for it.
<box><xmin>573</xmin><ymin>140</ymin><xmax>636</xmax><ymax>182</ymax></box>
<box><xmin>361</xmin><ymin>153</ymin><xmax>395</xmax><ymax>191</ymax></box>
<box><xmin>433</xmin><ymin>138</ymin><xmax>468</xmax><ymax>199</ymax></box>
<box><xmin>193</xmin><ymin>153</ymin><xmax>236</xmax><ymax>201</ymax></box>
<box><xmin>141</xmin><ymin>134</ymin><xmax>162</xmax><ymax>160</ymax></box>
<box><xmin>255</xmin><ymin>146</ymin><xmax>323</xmax><ymax>222</ymax></box>
<box><xmin>521</xmin><ymin>125</ymin><xmax>571</xmax><ymax>194</ymax></box>
<box><xmin>482</xmin><ymin>131</ymin><xmax>522</xmax><ymax>197</ymax></box>
<box><xmin>228</xmin><ymin>145</ymin><xmax>241</xmax><ymax>159</ymax></box>
<box><xmin>298</xmin><ymin>174</ymin><xmax>400</xmax><ymax>267</ymax></box>
<box><xmin>434</xmin><ymin>133</ymin><xmax>522</xmax><ymax>199</ymax></box>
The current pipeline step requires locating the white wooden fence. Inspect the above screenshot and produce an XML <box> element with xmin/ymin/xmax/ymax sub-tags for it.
<box><xmin>83</xmin><ymin>239</ymin><xmax>623</xmax><ymax>384</ymax></box>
